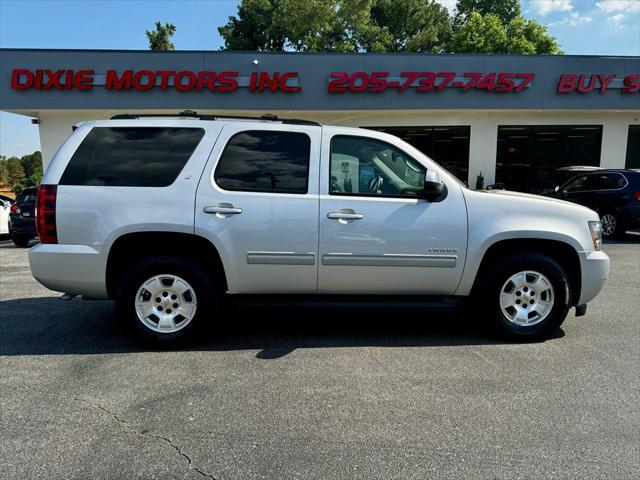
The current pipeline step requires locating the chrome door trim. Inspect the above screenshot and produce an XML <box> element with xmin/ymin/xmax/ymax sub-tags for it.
<box><xmin>321</xmin><ymin>253</ymin><xmax>457</xmax><ymax>268</ymax></box>
<box><xmin>247</xmin><ymin>251</ymin><xmax>316</xmax><ymax>265</ymax></box>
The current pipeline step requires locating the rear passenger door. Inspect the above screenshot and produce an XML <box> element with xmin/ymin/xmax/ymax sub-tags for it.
<box><xmin>195</xmin><ymin>123</ymin><xmax>321</xmax><ymax>294</ymax></box>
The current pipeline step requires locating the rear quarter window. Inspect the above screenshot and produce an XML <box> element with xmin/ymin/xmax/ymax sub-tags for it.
<box><xmin>59</xmin><ymin>127</ymin><xmax>205</xmax><ymax>187</ymax></box>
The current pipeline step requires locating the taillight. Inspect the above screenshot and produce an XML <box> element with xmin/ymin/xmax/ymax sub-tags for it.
<box><xmin>634</xmin><ymin>192</ymin><xmax>640</xmax><ymax>202</ymax></box>
<box><xmin>36</xmin><ymin>184</ymin><xmax>58</xmax><ymax>244</ymax></box>
<box><xmin>10</xmin><ymin>203</ymin><xmax>20</xmax><ymax>214</ymax></box>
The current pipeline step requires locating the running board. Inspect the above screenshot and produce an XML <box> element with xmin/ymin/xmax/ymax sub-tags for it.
<box><xmin>227</xmin><ymin>294</ymin><xmax>463</xmax><ymax>311</ymax></box>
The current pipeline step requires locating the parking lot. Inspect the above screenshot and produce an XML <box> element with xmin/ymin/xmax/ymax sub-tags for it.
<box><xmin>1</xmin><ymin>236</ymin><xmax>639</xmax><ymax>479</ymax></box>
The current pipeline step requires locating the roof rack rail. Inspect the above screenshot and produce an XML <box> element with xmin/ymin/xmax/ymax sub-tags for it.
<box><xmin>110</xmin><ymin>110</ymin><xmax>320</xmax><ymax>126</ymax></box>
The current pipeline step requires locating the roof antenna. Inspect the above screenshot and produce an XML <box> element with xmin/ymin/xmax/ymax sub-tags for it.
<box><xmin>179</xmin><ymin>110</ymin><xmax>198</xmax><ymax>117</ymax></box>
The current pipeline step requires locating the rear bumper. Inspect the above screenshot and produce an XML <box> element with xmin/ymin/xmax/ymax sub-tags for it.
<box><xmin>8</xmin><ymin>214</ymin><xmax>36</xmax><ymax>237</ymax></box>
<box><xmin>28</xmin><ymin>243</ymin><xmax>109</xmax><ymax>299</ymax></box>
<box><xmin>577</xmin><ymin>250</ymin><xmax>610</xmax><ymax>305</ymax></box>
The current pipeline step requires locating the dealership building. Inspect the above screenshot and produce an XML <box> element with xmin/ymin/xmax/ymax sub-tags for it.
<box><xmin>0</xmin><ymin>48</ymin><xmax>638</xmax><ymax>192</ymax></box>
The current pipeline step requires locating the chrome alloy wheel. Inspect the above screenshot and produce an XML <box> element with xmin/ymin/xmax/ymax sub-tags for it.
<box><xmin>499</xmin><ymin>271</ymin><xmax>554</xmax><ymax>327</ymax></box>
<box><xmin>134</xmin><ymin>274</ymin><xmax>198</xmax><ymax>333</ymax></box>
<box><xmin>600</xmin><ymin>213</ymin><xmax>616</xmax><ymax>237</ymax></box>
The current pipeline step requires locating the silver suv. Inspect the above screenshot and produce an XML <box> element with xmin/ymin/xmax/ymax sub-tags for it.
<box><xmin>29</xmin><ymin>113</ymin><xmax>610</xmax><ymax>343</ymax></box>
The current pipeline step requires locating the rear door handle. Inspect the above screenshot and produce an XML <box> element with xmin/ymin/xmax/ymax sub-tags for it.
<box><xmin>327</xmin><ymin>211</ymin><xmax>364</xmax><ymax>220</ymax></box>
<box><xmin>204</xmin><ymin>204</ymin><xmax>243</xmax><ymax>215</ymax></box>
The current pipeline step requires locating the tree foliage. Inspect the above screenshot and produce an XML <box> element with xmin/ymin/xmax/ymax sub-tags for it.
<box><xmin>451</xmin><ymin>11</ymin><xmax>561</xmax><ymax>54</ymax></box>
<box><xmin>146</xmin><ymin>21</ymin><xmax>176</xmax><ymax>51</ymax></box>
<box><xmin>0</xmin><ymin>151</ymin><xmax>43</xmax><ymax>193</ymax></box>
<box><xmin>218</xmin><ymin>0</ymin><xmax>452</xmax><ymax>53</ymax></box>
<box><xmin>217</xmin><ymin>0</ymin><xmax>561</xmax><ymax>54</ymax></box>
<box><xmin>454</xmin><ymin>0</ymin><xmax>521</xmax><ymax>25</ymax></box>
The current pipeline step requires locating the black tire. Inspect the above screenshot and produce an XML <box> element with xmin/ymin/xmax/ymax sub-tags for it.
<box><xmin>12</xmin><ymin>236</ymin><xmax>31</xmax><ymax>248</ymax></box>
<box><xmin>115</xmin><ymin>255</ymin><xmax>221</xmax><ymax>345</ymax></box>
<box><xmin>478</xmin><ymin>253</ymin><xmax>571</xmax><ymax>340</ymax></box>
<box><xmin>599</xmin><ymin>211</ymin><xmax>623</xmax><ymax>239</ymax></box>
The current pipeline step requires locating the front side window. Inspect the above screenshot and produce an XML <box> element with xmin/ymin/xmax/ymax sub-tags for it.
<box><xmin>329</xmin><ymin>135</ymin><xmax>426</xmax><ymax>198</ymax></box>
<box><xmin>60</xmin><ymin>127</ymin><xmax>205</xmax><ymax>187</ymax></box>
<box><xmin>562</xmin><ymin>175</ymin><xmax>588</xmax><ymax>192</ymax></box>
<box><xmin>215</xmin><ymin>131</ymin><xmax>310</xmax><ymax>194</ymax></box>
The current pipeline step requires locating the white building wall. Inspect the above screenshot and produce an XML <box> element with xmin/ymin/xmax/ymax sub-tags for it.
<box><xmin>24</xmin><ymin>109</ymin><xmax>640</xmax><ymax>185</ymax></box>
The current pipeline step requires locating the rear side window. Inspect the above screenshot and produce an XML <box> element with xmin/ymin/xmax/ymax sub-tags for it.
<box><xmin>215</xmin><ymin>131</ymin><xmax>310</xmax><ymax>194</ymax></box>
<box><xmin>60</xmin><ymin>127</ymin><xmax>205</xmax><ymax>187</ymax></box>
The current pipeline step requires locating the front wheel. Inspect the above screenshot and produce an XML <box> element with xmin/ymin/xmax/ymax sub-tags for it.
<box><xmin>600</xmin><ymin>212</ymin><xmax>623</xmax><ymax>239</ymax></box>
<box><xmin>115</xmin><ymin>255</ymin><xmax>220</xmax><ymax>344</ymax></box>
<box><xmin>479</xmin><ymin>253</ymin><xmax>571</xmax><ymax>340</ymax></box>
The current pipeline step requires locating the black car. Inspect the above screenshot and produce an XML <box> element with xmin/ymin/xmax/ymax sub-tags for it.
<box><xmin>545</xmin><ymin>169</ymin><xmax>640</xmax><ymax>238</ymax></box>
<box><xmin>8</xmin><ymin>186</ymin><xmax>38</xmax><ymax>247</ymax></box>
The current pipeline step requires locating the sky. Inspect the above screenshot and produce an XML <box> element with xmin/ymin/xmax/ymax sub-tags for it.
<box><xmin>1</xmin><ymin>0</ymin><xmax>639</xmax><ymax>158</ymax></box>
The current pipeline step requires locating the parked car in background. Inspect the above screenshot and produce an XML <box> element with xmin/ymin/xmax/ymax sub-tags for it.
<box><xmin>0</xmin><ymin>196</ymin><xmax>12</xmax><ymax>235</ymax></box>
<box><xmin>9</xmin><ymin>187</ymin><xmax>38</xmax><ymax>247</ymax></box>
<box><xmin>545</xmin><ymin>169</ymin><xmax>640</xmax><ymax>238</ymax></box>
<box><xmin>554</xmin><ymin>165</ymin><xmax>603</xmax><ymax>188</ymax></box>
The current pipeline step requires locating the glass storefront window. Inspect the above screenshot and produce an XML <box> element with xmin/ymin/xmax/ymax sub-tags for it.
<box><xmin>362</xmin><ymin>126</ymin><xmax>470</xmax><ymax>184</ymax></box>
<box><xmin>496</xmin><ymin>125</ymin><xmax>602</xmax><ymax>194</ymax></box>
<box><xmin>626</xmin><ymin>125</ymin><xmax>640</xmax><ymax>170</ymax></box>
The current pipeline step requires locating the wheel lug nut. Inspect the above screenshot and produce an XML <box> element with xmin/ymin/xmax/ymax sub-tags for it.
<box><xmin>171</xmin><ymin>295</ymin><xmax>177</xmax><ymax>300</ymax></box>
<box><xmin>173</xmin><ymin>303</ymin><xmax>178</xmax><ymax>308</ymax></box>
<box><xmin>516</xmin><ymin>291</ymin><xmax>521</xmax><ymax>296</ymax></box>
<box><xmin>166</xmin><ymin>309</ymin><xmax>172</xmax><ymax>314</ymax></box>
<box><xmin>530</xmin><ymin>300</ymin><xmax>534</xmax><ymax>305</ymax></box>
<box><xmin>158</xmin><ymin>306</ymin><xmax>163</xmax><ymax>311</ymax></box>
<box><xmin>155</xmin><ymin>297</ymin><xmax>161</xmax><ymax>303</ymax></box>
<box><xmin>162</xmin><ymin>292</ymin><xmax>168</xmax><ymax>297</ymax></box>
<box><xmin>516</xmin><ymin>299</ymin><xmax>520</xmax><ymax>304</ymax></box>
<box><xmin>523</xmin><ymin>287</ymin><xmax>528</xmax><ymax>292</ymax></box>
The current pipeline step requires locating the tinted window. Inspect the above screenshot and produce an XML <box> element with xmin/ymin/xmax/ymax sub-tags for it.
<box><xmin>330</xmin><ymin>135</ymin><xmax>426</xmax><ymax>198</ymax></box>
<box><xmin>562</xmin><ymin>175</ymin><xmax>588</xmax><ymax>192</ymax></box>
<box><xmin>626</xmin><ymin>125</ymin><xmax>640</xmax><ymax>170</ymax></box>
<box><xmin>496</xmin><ymin>125</ymin><xmax>602</xmax><ymax>194</ymax></box>
<box><xmin>585</xmin><ymin>173</ymin><xmax>626</xmax><ymax>190</ymax></box>
<box><xmin>215</xmin><ymin>131</ymin><xmax>310</xmax><ymax>194</ymax></box>
<box><xmin>60</xmin><ymin>127</ymin><xmax>205</xmax><ymax>187</ymax></box>
<box><xmin>17</xmin><ymin>189</ymin><xmax>38</xmax><ymax>204</ymax></box>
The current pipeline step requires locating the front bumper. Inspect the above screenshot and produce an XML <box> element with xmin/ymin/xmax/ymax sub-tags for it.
<box><xmin>28</xmin><ymin>243</ymin><xmax>109</xmax><ymax>299</ymax></box>
<box><xmin>577</xmin><ymin>250</ymin><xmax>610</xmax><ymax>305</ymax></box>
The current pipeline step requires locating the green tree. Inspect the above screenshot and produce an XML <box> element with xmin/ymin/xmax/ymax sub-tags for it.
<box><xmin>454</xmin><ymin>0</ymin><xmax>521</xmax><ymax>25</ymax></box>
<box><xmin>364</xmin><ymin>0</ymin><xmax>451</xmax><ymax>52</ymax></box>
<box><xmin>0</xmin><ymin>155</ymin><xmax>8</xmax><ymax>186</ymax></box>
<box><xmin>451</xmin><ymin>11</ymin><xmax>561</xmax><ymax>54</ymax></box>
<box><xmin>146</xmin><ymin>21</ymin><xmax>176</xmax><ymax>51</ymax></box>
<box><xmin>20</xmin><ymin>151</ymin><xmax>43</xmax><ymax>187</ymax></box>
<box><xmin>4</xmin><ymin>157</ymin><xmax>24</xmax><ymax>186</ymax></box>
<box><xmin>218</xmin><ymin>0</ymin><xmax>451</xmax><ymax>53</ymax></box>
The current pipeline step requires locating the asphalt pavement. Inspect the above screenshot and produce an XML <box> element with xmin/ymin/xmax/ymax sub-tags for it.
<box><xmin>1</xmin><ymin>235</ymin><xmax>639</xmax><ymax>479</ymax></box>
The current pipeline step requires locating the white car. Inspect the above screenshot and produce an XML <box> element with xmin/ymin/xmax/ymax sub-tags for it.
<box><xmin>28</xmin><ymin>112</ymin><xmax>610</xmax><ymax>343</ymax></box>
<box><xmin>0</xmin><ymin>196</ymin><xmax>12</xmax><ymax>235</ymax></box>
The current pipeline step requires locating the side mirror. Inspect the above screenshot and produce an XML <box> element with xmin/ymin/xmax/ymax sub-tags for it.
<box><xmin>422</xmin><ymin>170</ymin><xmax>446</xmax><ymax>202</ymax></box>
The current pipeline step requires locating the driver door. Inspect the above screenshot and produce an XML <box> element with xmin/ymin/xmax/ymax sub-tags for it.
<box><xmin>317</xmin><ymin>129</ymin><xmax>467</xmax><ymax>295</ymax></box>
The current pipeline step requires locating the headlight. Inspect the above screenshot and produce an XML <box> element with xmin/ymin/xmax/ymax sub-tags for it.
<box><xmin>588</xmin><ymin>221</ymin><xmax>602</xmax><ymax>251</ymax></box>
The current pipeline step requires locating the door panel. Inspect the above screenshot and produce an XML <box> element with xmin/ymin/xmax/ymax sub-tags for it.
<box><xmin>195</xmin><ymin>124</ymin><xmax>321</xmax><ymax>294</ymax></box>
<box><xmin>318</xmin><ymin>130</ymin><xmax>468</xmax><ymax>295</ymax></box>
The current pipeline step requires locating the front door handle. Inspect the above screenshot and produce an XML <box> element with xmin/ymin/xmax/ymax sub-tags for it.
<box><xmin>204</xmin><ymin>204</ymin><xmax>243</xmax><ymax>215</ymax></box>
<box><xmin>327</xmin><ymin>210</ymin><xmax>364</xmax><ymax>220</ymax></box>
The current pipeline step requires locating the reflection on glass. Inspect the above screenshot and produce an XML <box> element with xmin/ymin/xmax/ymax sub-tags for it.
<box><xmin>496</xmin><ymin>125</ymin><xmax>602</xmax><ymax>193</ymax></box>
<box><xmin>363</xmin><ymin>126</ymin><xmax>470</xmax><ymax>184</ymax></box>
<box><xmin>215</xmin><ymin>131</ymin><xmax>310</xmax><ymax>194</ymax></box>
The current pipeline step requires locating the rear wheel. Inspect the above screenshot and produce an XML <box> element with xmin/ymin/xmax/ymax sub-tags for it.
<box><xmin>479</xmin><ymin>253</ymin><xmax>571</xmax><ymax>340</ymax></box>
<box><xmin>116</xmin><ymin>255</ymin><xmax>220</xmax><ymax>344</ymax></box>
<box><xmin>12</xmin><ymin>236</ymin><xmax>31</xmax><ymax>248</ymax></box>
